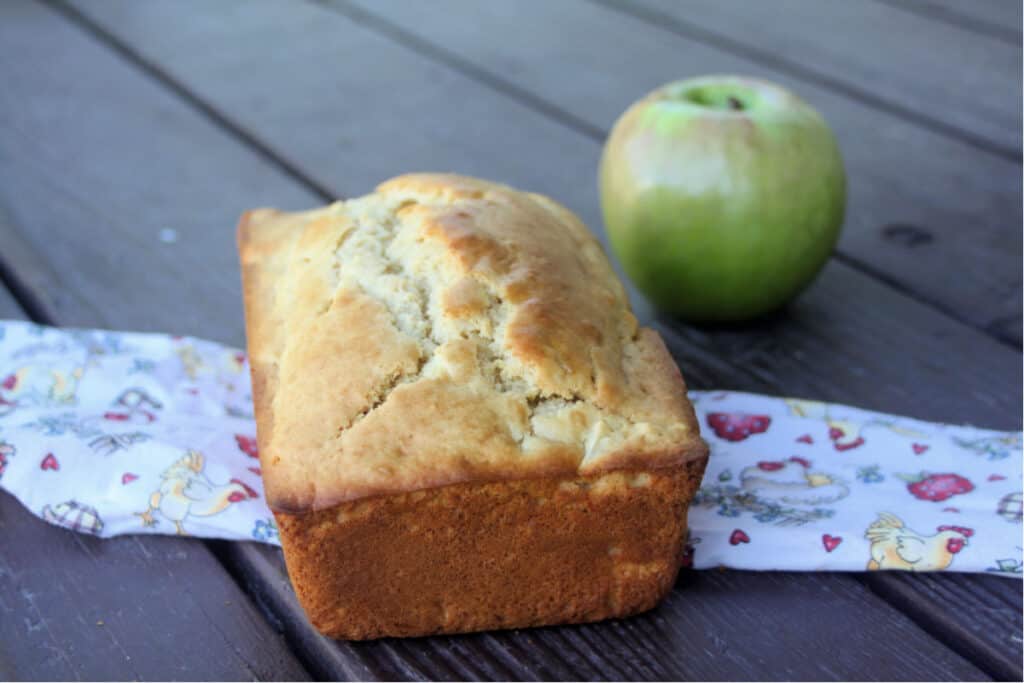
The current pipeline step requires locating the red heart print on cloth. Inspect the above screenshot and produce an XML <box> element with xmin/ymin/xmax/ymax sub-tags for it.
<box><xmin>796</xmin><ymin>434</ymin><xmax>814</xmax><ymax>444</ymax></box>
<box><xmin>822</xmin><ymin>535</ymin><xmax>842</xmax><ymax>552</ymax></box>
<box><xmin>729</xmin><ymin>529</ymin><xmax>750</xmax><ymax>545</ymax></box>
<box><xmin>40</xmin><ymin>453</ymin><xmax>58</xmax><ymax>471</ymax></box>
<box><xmin>235</xmin><ymin>434</ymin><xmax>259</xmax><ymax>459</ymax></box>
<box><xmin>121</xmin><ymin>473</ymin><xmax>138</xmax><ymax>485</ymax></box>
<box><xmin>912</xmin><ymin>443</ymin><xmax>929</xmax><ymax>455</ymax></box>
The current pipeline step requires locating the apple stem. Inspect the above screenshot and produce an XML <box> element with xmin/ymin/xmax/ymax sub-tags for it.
<box><xmin>728</xmin><ymin>96</ymin><xmax>743</xmax><ymax>111</ymax></box>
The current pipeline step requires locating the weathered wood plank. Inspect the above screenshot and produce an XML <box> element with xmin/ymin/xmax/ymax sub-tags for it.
<box><xmin>865</xmin><ymin>571</ymin><xmax>1023</xmax><ymax>683</ymax></box>
<box><xmin>652</xmin><ymin>257</ymin><xmax>1021</xmax><ymax>426</ymax></box>
<box><xmin>879</xmin><ymin>0</ymin><xmax>1022</xmax><ymax>43</ymax></box>
<box><xmin>0</xmin><ymin>284</ymin><xmax>20</xmax><ymax>317</ymax></box>
<box><xmin>53</xmin><ymin>0</ymin><xmax>648</xmax><ymax>312</ymax></box>
<box><xmin>614</xmin><ymin>0</ymin><xmax>1021</xmax><ymax>155</ymax></box>
<box><xmin>330</xmin><ymin>0</ymin><xmax>1023</xmax><ymax>345</ymax></box>
<box><xmin>0</xmin><ymin>493</ymin><xmax>311</xmax><ymax>682</ymax></box>
<box><xmin>9</xmin><ymin>0</ymin><xmax>1014</xmax><ymax>679</ymax></box>
<box><xmin>0</xmin><ymin>288</ymin><xmax>309</xmax><ymax>682</ymax></box>
<box><xmin>0</xmin><ymin>1</ymin><xmax>321</xmax><ymax>340</ymax></box>
<box><xmin>221</xmin><ymin>543</ymin><xmax>998</xmax><ymax>681</ymax></box>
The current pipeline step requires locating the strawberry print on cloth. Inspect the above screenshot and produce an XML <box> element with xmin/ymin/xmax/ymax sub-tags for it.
<box><xmin>0</xmin><ymin>320</ymin><xmax>1020</xmax><ymax>576</ymax></box>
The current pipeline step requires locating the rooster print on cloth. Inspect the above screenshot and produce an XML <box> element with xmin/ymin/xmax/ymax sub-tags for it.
<box><xmin>136</xmin><ymin>450</ymin><xmax>257</xmax><ymax>535</ymax></box>
<box><xmin>0</xmin><ymin>321</ymin><xmax>1020</xmax><ymax>575</ymax></box>
<box><xmin>865</xmin><ymin>513</ymin><xmax>972</xmax><ymax>572</ymax></box>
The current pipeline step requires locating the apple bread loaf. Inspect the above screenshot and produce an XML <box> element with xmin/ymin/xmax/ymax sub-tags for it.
<box><xmin>238</xmin><ymin>173</ymin><xmax>708</xmax><ymax>639</ymax></box>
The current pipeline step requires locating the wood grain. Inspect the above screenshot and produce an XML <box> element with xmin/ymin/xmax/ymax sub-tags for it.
<box><xmin>617</xmin><ymin>0</ymin><xmax>1022</xmax><ymax>155</ymax></box>
<box><xmin>2</xmin><ymin>0</ymin><xmax>1017</xmax><ymax>679</ymax></box>
<box><xmin>329</xmin><ymin>0</ymin><xmax>1023</xmax><ymax>345</ymax></box>
<box><xmin>0</xmin><ymin>1</ymin><xmax>319</xmax><ymax>341</ymax></box>
<box><xmin>865</xmin><ymin>571</ymin><xmax>1023</xmax><ymax>683</ymax></box>
<box><xmin>877</xmin><ymin>0</ymin><xmax>1022</xmax><ymax>43</ymax></box>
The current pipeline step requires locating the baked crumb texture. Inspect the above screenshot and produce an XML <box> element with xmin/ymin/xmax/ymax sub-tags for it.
<box><xmin>239</xmin><ymin>173</ymin><xmax>708</xmax><ymax>638</ymax></box>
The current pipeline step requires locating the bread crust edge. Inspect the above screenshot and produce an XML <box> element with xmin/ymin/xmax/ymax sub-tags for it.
<box><xmin>276</xmin><ymin>459</ymin><xmax>707</xmax><ymax>639</ymax></box>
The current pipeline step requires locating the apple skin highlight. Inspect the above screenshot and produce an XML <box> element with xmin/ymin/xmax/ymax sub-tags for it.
<box><xmin>600</xmin><ymin>75</ymin><xmax>846</xmax><ymax>322</ymax></box>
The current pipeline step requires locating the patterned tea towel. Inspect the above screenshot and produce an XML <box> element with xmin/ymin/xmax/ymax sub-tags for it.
<box><xmin>0</xmin><ymin>320</ymin><xmax>1019</xmax><ymax>575</ymax></box>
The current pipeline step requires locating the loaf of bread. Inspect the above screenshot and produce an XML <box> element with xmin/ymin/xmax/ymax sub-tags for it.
<box><xmin>238</xmin><ymin>173</ymin><xmax>708</xmax><ymax>639</ymax></box>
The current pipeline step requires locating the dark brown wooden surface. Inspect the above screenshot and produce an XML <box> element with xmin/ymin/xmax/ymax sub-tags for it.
<box><xmin>0</xmin><ymin>0</ymin><xmax>1019</xmax><ymax>680</ymax></box>
<box><xmin>883</xmin><ymin>0</ymin><xmax>1022</xmax><ymax>44</ymax></box>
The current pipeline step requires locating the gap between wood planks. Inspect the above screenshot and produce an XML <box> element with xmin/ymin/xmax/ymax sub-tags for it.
<box><xmin>35</xmin><ymin>1</ymin><xmax>335</xmax><ymax>207</ymax></box>
<box><xmin>587</xmin><ymin>0</ymin><xmax>1020</xmax><ymax>163</ymax></box>
<box><xmin>31</xmin><ymin>0</ymin><xmax>1021</xmax><ymax>679</ymax></box>
<box><xmin>872</xmin><ymin>0</ymin><xmax>1022</xmax><ymax>46</ymax></box>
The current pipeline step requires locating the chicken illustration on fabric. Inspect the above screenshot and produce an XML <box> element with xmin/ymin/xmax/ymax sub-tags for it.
<box><xmin>786</xmin><ymin>399</ymin><xmax>926</xmax><ymax>451</ymax></box>
<box><xmin>0</xmin><ymin>363</ymin><xmax>85</xmax><ymax>414</ymax></box>
<box><xmin>953</xmin><ymin>433</ymin><xmax>1022</xmax><ymax>461</ymax></box>
<box><xmin>865</xmin><ymin>512</ymin><xmax>973</xmax><ymax>571</ymax></box>
<box><xmin>739</xmin><ymin>457</ymin><xmax>849</xmax><ymax>505</ymax></box>
<box><xmin>136</xmin><ymin>450</ymin><xmax>257</xmax><ymax>535</ymax></box>
<box><xmin>175</xmin><ymin>343</ymin><xmax>208</xmax><ymax>381</ymax></box>
<box><xmin>693</xmin><ymin>457</ymin><xmax>848</xmax><ymax>525</ymax></box>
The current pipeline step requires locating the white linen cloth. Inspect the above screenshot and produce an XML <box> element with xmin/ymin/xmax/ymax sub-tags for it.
<box><xmin>0</xmin><ymin>321</ymin><xmax>1019</xmax><ymax>575</ymax></box>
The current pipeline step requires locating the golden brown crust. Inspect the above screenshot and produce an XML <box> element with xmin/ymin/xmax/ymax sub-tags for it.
<box><xmin>238</xmin><ymin>174</ymin><xmax>708</xmax><ymax>512</ymax></box>
<box><xmin>277</xmin><ymin>461</ymin><xmax>706</xmax><ymax>639</ymax></box>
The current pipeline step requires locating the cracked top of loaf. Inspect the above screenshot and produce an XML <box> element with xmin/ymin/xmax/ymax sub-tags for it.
<box><xmin>238</xmin><ymin>173</ymin><xmax>707</xmax><ymax>512</ymax></box>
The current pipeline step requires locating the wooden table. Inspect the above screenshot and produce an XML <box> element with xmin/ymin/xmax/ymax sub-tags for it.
<box><xmin>1</xmin><ymin>1</ymin><xmax>1020</xmax><ymax>680</ymax></box>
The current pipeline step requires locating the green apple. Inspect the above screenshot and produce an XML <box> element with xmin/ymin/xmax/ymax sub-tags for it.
<box><xmin>599</xmin><ymin>75</ymin><xmax>846</xmax><ymax>322</ymax></box>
